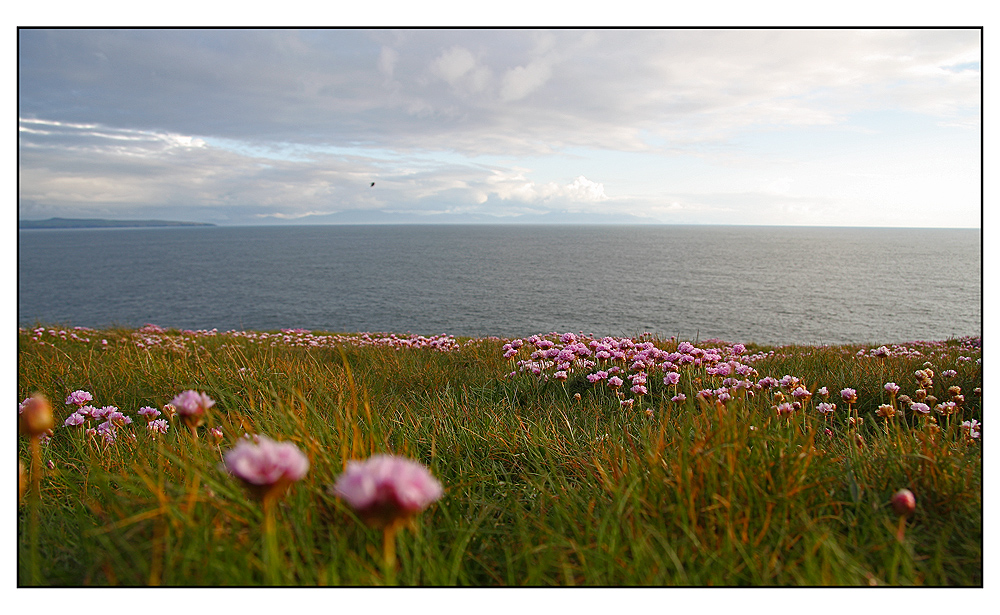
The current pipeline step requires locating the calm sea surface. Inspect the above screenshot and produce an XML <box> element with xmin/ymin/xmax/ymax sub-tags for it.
<box><xmin>18</xmin><ymin>225</ymin><xmax>981</xmax><ymax>346</ymax></box>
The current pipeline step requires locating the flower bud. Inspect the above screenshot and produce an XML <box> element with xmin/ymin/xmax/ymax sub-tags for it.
<box><xmin>19</xmin><ymin>394</ymin><xmax>54</xmax><ymax>437</ymax></box>
<box><xmin>891</xmin><ymin>489</ymin><xmax>916</xmax><ymax>516</ymax></box>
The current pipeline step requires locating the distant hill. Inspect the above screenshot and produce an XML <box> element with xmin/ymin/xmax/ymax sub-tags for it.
<box><xmin>270</xmin><ymin>210</ymin><xmax>666</xmax><ymax>225</ymax></box>
<box><xmin>19</xmin><ymin>217</ymin><xmax>216</xmax><ymax>229</ymax></box>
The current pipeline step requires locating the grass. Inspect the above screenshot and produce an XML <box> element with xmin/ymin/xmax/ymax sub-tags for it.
<box><xmin>17</xmin><ymin>325</ymin><xmax>982</xmax><ymax>586</ymax></box>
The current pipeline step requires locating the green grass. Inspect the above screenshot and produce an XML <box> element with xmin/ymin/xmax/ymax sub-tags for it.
<box><xmin>17</xmin><ymin>325</ymin><xmax>982</xmax><ymax>586</ymax></box>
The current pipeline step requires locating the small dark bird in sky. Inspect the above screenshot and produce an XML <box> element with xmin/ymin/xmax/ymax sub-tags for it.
<box><xmin>370</xmin><ymin>182</ymin><xmax>375</xmax><ymax>187</ymax></box>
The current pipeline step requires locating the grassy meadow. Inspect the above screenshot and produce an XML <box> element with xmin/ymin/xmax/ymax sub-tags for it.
<box><xmin>17</xmin><ymin>324</ymin><xmax>982</xmax><ymax>586</ymax></box>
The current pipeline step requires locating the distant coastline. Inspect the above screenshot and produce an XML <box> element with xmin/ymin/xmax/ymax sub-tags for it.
<box><xmin>18</xmin><ymin>217</ymin><xmax>216</xmax><ymax>229</ymax></box>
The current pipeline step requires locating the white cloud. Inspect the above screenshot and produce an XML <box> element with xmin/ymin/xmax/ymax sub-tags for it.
<box><xmin>431</xmin><ymin>46</ymin><xmax>477</xmax><ymax>85</ymax></box>
<box><xmin>486</xmin><ymin>171</ymin><xmax>608</xmax><ymax>204</ymax></box>
<box><xmin>378</xmin><ymin>46</ymin><xmax>398</xmax><ymax>78</ymax></box>
<box><xmin>499</xmin><ymin>61</ymin><xmax>552</xmax><ymax>101</ymax></box>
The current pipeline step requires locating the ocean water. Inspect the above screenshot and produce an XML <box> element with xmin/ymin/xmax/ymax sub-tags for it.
<box><xmin>17</xmin><ymin>225</ymin><xmax>981</xmax><ymax>346</ymax></box>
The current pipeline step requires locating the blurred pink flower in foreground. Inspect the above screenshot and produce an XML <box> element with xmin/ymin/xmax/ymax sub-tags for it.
<box><xmin>891</xmin><ymin>489</ymin><xmax>916</xmax><ymax>516</ymax></box>
<box><xmin>224</xmin><ymin>436</ymin><xmax>309</xmax><ymax>501</ymax></box>
<box><xmin>171</xmin><ymin>390</ymin><xmax>215</xmax><ymax>428</ymax></box>
<box><xmin>333</xmin><ymin>454</ymin><xmax>443</xmax><ymax>528</ymax></box>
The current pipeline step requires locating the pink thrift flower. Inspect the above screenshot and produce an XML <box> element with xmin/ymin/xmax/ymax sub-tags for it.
<box><xmin>911</xmin><ymin>402</ymin><xmax>931</xmax><ymax>415</ymax></box>
<box><xmin>671</xmin><ymin>393</ymin><xmax>687</xmax><ymax>403</ymax></box>
<box><xmin>792</xmin><ymin>387</ymin><xmax>811</xmax><ymax>400</ymax></box>
<box><xmin>171</xmin><ymin>390</ymin><xmax>215</xmax><ymax>427</ymax></box>
<box><xmin>631</xmin><ymin>384</ymin><xmax>647</xmax><ymax>396</ymax></box>
<box><xmin>663</xmin><ymin>372</ymin><xmax>681</xmax><ymax>386</ymax></box>
<box><xmin>138</xmin><ymin>406</ymin><xmax>161</xmax><ymax>422</ymax></box>
<box><xmin>817</xmin><ymin>402</ymin><xmax>836</xmax><ymax>415</ymax></box>
<box><xmin>63</xmin><ymin>412</ymin><xmax>86</xmax><ymax>427</ymax></box>
<box><xmin>148</xmin><ymin>419</ymin><xmax>170</xmax><ymax>435</ymax></box>
<box><xmin>758</xmin><ymin>377</ymin><xmax>778</xmax><ymax>390</ymax></box>
<box><xmin>840</xmin><ymin>388</ymin><xmax>858</xmax><ymax>403</ymax></box>
<box><xmin>333</xmin><ymin>454</ymin><xmax>443</xmax><ymax>528</ymax></box>
<box><xmin>884</xmin><ymin>382</ymin><xmax>901</xmax><ymax>396</ymax></box>
<box><xmin>961</xmin><ymin>419</ymin><xmax>981</xmax><ymax>439</ymax></box>
<box><xmin>817</xmin><ymin>387</ymin><xmax>829</xmax><ymax>397</ymax></box>
<box><xmin>65</xmin><ymin>390</ymin><xmax>93</xmax><ymax>407</ymax></box>
<box><xmin>224</xmin><ymin>436</ymin><xmax>309</xmax><ymax>501</ymax></box>
<box><xmin>607</xmin><ymin>376</ymin><xmax>623</xmax><ymax>388</ymax></box>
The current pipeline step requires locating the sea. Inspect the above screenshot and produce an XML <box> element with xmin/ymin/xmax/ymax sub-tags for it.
<box><xmin>17</xmin><ymin>225</ymin><xmax>982</xmax><ymax>347</ymax></box>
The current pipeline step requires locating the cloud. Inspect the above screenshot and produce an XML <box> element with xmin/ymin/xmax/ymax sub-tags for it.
<box><xmin>500</xmin><ymin>61</ymin><xmax>552</xmax><ymax>101</ymax></box>
<box><xmin>18</xmin><ymin>29</ymin><xmax>980</xmax><ymax>156</ymax></box>
<box><xmin>432</xmin><ymin>46</ymin><xmax>476</xmax><ymax>84</ymax></box>
<box><xmin>17</xmin><ymin>29</ymin><xmax>981</xmax><ymax>226</ymax></box>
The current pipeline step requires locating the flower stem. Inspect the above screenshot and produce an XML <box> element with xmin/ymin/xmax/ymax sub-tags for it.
<box><xmin>263</xmin><ymin>496</ymin><xmax>280</xmax><ymax>585</ymax></box>
<box><xmin>28</xmin><ymin>435</ymin><xmax>42</xmax><ymax>585</ymax></box>
<box><xmin>382</xmin><ymin>522</ymin><xmax>399</xmax><ymax>586</ymax></box>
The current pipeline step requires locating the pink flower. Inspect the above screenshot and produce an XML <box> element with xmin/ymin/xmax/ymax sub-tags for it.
<box><xmin>93</xmin><ymin>406</ymin><xmax>116</xmax><ymax>420</ymax></box>
<box><xmin>792</xmin><ymin>387</ymin><xmax>811</xmax><ymax>400</ymax></box>
<box><xmin>65</xmin><ymin>390</ymin><xmax>93</xmax><ymax>406</ymax></box>
<box><xmin>840</xmin><ymin>388</ymin><xmax>858</xmax><ymax>403</ymax></box>
<box><xmin>63</xmin><ymin>412</ymin><xmax>86</xmax><ymax>427</ymax></box>
<box><xmin>671</xmin><ymin>393</ymin><xmax>686</xmax><ymax>403</ymax></box>
<box><xmin>148</xmin><ymin>419</ymin><xmax>169</xmax><ymax>435</ymax></box>
<box><xmin>961</xmin><ymin>419</ymin><xmax>981</xmax><ymax>439</ymax></box>
<box><xmin>224</xmin><ymin>436</ymin><xmax>309</xmax><ymax>501</ymax></box>
<box><xmin>630</xmin><ymin>384</ymin><xmax>647</xmax><ymax>396</ymax></box>
<box><xmin>607</xmin><ymin>376</ymin><xmax>623</xmax><ymax>388</ymax></box>
<box><xmin>891</xmin><ymin>489</ymin><xmax>916</xmax><ymax>516</ymax></box>
<box><xmin>884</xmin><ymin>382</ymin><xmax>900</xmax><ymax>396</ymax></box>
<box><xmin>663</xmin><ymin>372</ymin><xmax>681</xmax><ymax>386</ymax></box>
<box><xmin>138</xmin><ymin>406</ymin><xmax>161</xmax><ymax>422</ymax></box>
<box><xmin>170</xmin><ymin>390</ymin><xmax>215</xmax><ymax>427</ymax></box>
<box><xmin>758</xmin><ymin>377</ymin><xmax>778</xmax><ymax>390</ymax></box>
<box><xmin>333</xmin><ymin>454</ymin><xmax>443</xmax><ymax>528</ymax></box>
<box><xmin>817</xmin><ymin>402</ymin><xmax>836</xmax><ymax>415</ymax></box>
<box><xmin>911</xmin><ymin>402</ymin><xmax>931</xmax><ymax>415</ymax></box>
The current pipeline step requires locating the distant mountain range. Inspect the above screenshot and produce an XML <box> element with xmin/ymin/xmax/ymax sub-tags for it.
<box><xmin>262</xmin><ymin>210</ymin><xmax>667</xmax><ymax>225</ymax></box>
<box><xmin>19</xmin><ymin>217</ymin><xmax>216</xmax><ymax>229</ymax></box>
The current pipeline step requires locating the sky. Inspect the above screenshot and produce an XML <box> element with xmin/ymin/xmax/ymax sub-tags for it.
<box><xmin>17</xmin><ymin>27</ymin><xmax>982</xmax><ymax>227</ymax></box>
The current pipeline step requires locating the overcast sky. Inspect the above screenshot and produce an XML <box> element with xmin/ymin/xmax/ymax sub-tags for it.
<box><xmin>18</xmin><ymin>28</ymin><xmax>981</xmax><ymax>226</ymax></box>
